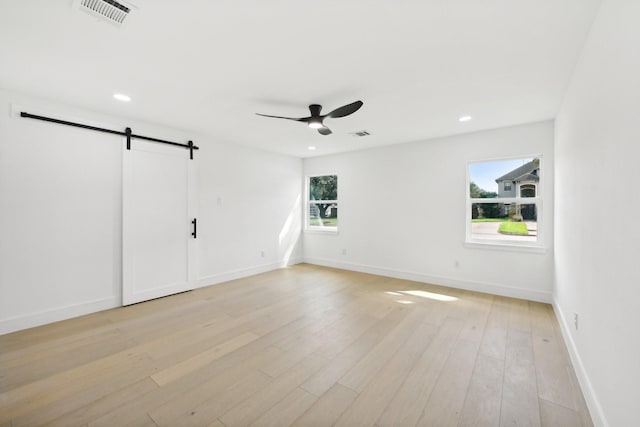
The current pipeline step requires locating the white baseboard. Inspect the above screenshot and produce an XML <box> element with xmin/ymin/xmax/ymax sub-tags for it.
<box><xmin>0</xmin><ymin>296</ymin><xmax>120</xmax><ymax>336</ymax></box>
<box><xmin>552</xmin><ymin>298</ymin><xmax>607</xmax><ymax>427</ymax></box>
<box><xmin>197</xmin><ymin>257</ymin><xmax>303</xmax><ymax>289</ymax></box>
<box><xmin>303</xmin><ymin>257</ymin><xmax>552</xmax><ymax>303</ymax></box>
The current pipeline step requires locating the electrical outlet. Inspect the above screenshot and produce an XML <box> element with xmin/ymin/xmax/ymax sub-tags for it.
<box><xmin>341</xmin><ymin>249</ymin><xmax>347</xmax><ymax>256</ymax></box>
<box><xmin>574</xmin><ymin>313</ymin><xmax>579</xmax><ymax>331</ymax></box>
<box><xmin>260</xmin><ymin>250</ymin><xmax>265</xmax><ymax>258</ymax></box>
<box><xmin>454</xmin><ymin>260</ymin><xmax>460</xmax><ymax>268</ymax></box>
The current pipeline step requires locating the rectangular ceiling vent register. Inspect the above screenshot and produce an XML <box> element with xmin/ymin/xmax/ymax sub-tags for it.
<box><xmin>350</xmin><ymin>130</ymin><xmax>371</xmax><ymax>137</ymax></box>
<box><xmin>76</xmin><ymin>0</ymin><xmax>131</xmax><ymax>26</ymax></box>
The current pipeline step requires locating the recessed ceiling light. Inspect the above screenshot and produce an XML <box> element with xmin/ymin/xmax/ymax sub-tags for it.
<box><xmin>113</xmin><ymin>93</ymin><xmax>131</xmax><ymax>102</ymax></box>
<box><xmin>308</xmin><ymin>146</ymin><xmax>317</xmax><ymax>150</ymax></box>
<box><xmin>458</xmin><ymin>115</ymin><xmax>472</xmax><ymax>122</ymax></box>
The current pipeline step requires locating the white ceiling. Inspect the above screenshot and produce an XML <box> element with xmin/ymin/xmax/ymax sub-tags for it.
<box><xmin>0</xmin><ymin>0</ymin><xmax>601</xmax><ymax>158</ymax></box>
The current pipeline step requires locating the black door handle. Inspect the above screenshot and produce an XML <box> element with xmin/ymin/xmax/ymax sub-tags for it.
<box><xmin>191</xmin><ymin>218</ymin><xmax>197</xmax><ymax>239</ymax></box>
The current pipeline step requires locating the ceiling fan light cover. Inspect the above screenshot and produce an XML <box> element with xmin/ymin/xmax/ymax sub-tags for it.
<box><xmin>308</xmin><ymin>119</ymin><xmax>323</xmax><ymax>129</ymax></box>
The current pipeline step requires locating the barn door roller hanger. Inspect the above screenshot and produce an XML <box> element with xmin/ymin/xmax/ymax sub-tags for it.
<box><xmin>20</xmin><ymin>111</ymin><xmax>199</xmax><ymax>159</ymax></box>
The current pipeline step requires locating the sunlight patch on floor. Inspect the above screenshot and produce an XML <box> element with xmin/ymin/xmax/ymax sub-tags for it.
<box><xmin>385</xmin><ymin>289</ymin><xmax>457</xmax><ymax>304</ymax></box>
<box><xmin>400</xmin><ymin>290</ymin><xmax>458</xmax><ymax>302</ymax></box>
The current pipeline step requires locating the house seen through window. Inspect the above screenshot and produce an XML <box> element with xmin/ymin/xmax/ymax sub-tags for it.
<box><xmin>468</xmin><ymin>157</ymin><xmax>541</xmax><ymax>245</ymax></box>
<box><xmin>308</xmin><ymin>175</ymin><xmax>338</xmax><ymax>230</ymax></box>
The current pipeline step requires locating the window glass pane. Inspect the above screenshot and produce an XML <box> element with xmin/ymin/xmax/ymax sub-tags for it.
<box><xmin>309</xmin><ymin>203</ymin><xmax>322</xmax><ymax>226</ymax></box>
<box><xmin>469</xmin><ymin>158</ymin><xmax>539</xmax><ymax>199</ymax></box>
<box><xmin>310</xmin><ymin>175</ymin><xmax>337</xmax><ymax>201</ymax></box>
<box><xmin>309</xmin><ymin>202</ymin><xmax>338</xmax><ymax>227</ymax></box>
<box><xmin>470</xmin><ymin>203</ymin><xmax>537</xmax><ymax>242</ymax></box>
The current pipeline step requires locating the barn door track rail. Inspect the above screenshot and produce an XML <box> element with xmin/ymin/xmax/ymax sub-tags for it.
<box><xmin>20</xmin><ymin>111</ymin><xmax>199</xmax><ymax>159</ymax></box>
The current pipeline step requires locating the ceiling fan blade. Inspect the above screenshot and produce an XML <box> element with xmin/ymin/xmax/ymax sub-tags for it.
<box><xmin>326</xmin><ymin>100</ymin><xmax>363</xmax><ymax>119</ymax></box>
<box><xmin>256</xmin><ymin>113</ymin><xmax>308</xmax><ymax>122</ymax></box>
<box><xmin>318</xmin><ymin>127</ymin><xmax>332</xmax><ymax>135</ymax></box>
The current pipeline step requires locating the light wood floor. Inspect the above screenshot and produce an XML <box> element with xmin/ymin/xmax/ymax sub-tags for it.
<box><xmin>0</xmin><ymin>264</ymin><xmax>592</xmax><ymax>427</ymax></box>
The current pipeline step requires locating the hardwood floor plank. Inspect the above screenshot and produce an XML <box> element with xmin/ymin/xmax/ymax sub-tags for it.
<box><xmin>219</xmin><ymin>354</ymin><xmax>328</xmax><ymax>427</ymax></box>
<box><xmin>458</xmin><ymin>353</ymin><xmax>504</xmax><ymax>427</ymax></box>
<box><xmin>334</xmin><ymin>321</ymin><xmax>438</xmax><ymax>427</ymax></box>
<box><xmin>9</xmin><ymin>359</ymin><xmax>160</xmax><ymax>427</ymax></box>
<box><xmin>0</xmin><ymin>350</ymin><xmax>151</xmax><ymax>423</ymax></box>
<box><xmin>91</xmin><ymin>346</ymin><xmax>282</xmax><ymax>427</ymax></box>
<box><xmin>376</xmin><ymin>316</ymin><xmax>465</xmax><ymax>427</ymax></box>
<box><xmin>500</xmin><ymin>329</ymin><xmax>541</xmax><ymax>426</ymax></box>
<box><xmin>301</xmin><ymin>306</ymin><xmax>409</xmax><ymax>397</ymax></box>
<box><xmin>149</xmin><ymin>369</ymin><xmax>272</xmax><ymax>427</ymax></box>
<box><xmin>260</xmin><ymin>300</ymin><xmax>369</xmax><ymax>378</ymax></box>
<box><xmin>291</xmin><ymin>383</ymin><xmax>358</xmax><ymax>427</ymax></box>
<box><xmin>38</xmin><ymin>378</ymin><xmax>159</xmax><ymax>427</ymax></box>
<box><xmin>94</xmin><ymin>412</ymin><xmax>158</xmax><ymax>427</ymax></box>
<box><xmin>0</xmin><ymin>329</ymin><xmax>136</xmax><ymax>392</ymax></box>
<box><xmin>485</xmin><ymin>297</ymin><xmax>510</xmax><ymax>329</ymax></box>
<box><xmin>249</xmin><ymin>387</ymin><xmax>317</xmax><ymax>427</ymax></box>
<box><xmin>151</xmin><ymin>332</ymin><xmax>259</xmax><ymax>386</ymax></box>
<box><xmin>1</xmin><ymin>328</ymin><xmax>123</xmax><ymax>370</ymax></box>
<box><xmin>532</xmin><ymin>333</ymin><xmax>578</xmax><ymax>411</ymax></box>
<box><xmin>540</xmin><ymin>398</ymin><xmax>584</xmax><ymax>427</ymax></box>
<box><xmin>458</xmin><ymin>302</ymin><xmax>491</xmax><ymax>344</ymax></box>
<box><xmin>416</xmin><ymin>339</ymin><xmax>480</xmax><ymax>426</ymax></box>
<box><xmin>312</xmin><ymin>295</ymin><xmax>397</xmax><ymax>360</ymax></box>
<box><xmin>479</xmin><ymin>325</ymin><xmax>507</xmax><ymax>361</ymax></box>
<box><xmin>338</xmin><ymin>306</ymin><xmax>428</xmax><ymax>392</ymax></box>
<box><xmin>0</xmin><ymin>314</ymin><xmax>112</xmax><ymax>355</ymax></box>
<box><xmin>38</xmin><ymin>377</ymin><xmax>158</xmax><ymax>427</ymax></box>
<box><xmin>507</xmin><ymin>298</ymin><xmax>531</xmax><ymax>333</ymax></box>
<box><xmin>529</xmin><ymin>301</ymin><xmax>556</xmax><ymax>339</ymax></box>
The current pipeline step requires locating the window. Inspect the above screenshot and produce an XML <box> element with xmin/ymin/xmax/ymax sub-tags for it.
<box><xmin>467</xmin><ymin>157</ymin><xmax>542</xmax><ymax>247</ymax></box>
<box><xmin>520</xmin><ymin>184</ymin><xmax>536</xmax><ymax>197</ymax></box>
<box><xmin>307</xmin><ymin>174</ymin><xmax>338</xmax><ymax>231</ymax></box>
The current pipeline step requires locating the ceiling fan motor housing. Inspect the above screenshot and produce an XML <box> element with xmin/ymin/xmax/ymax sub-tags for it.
<box><xmin>309</xmin><ymin>104</ymin><xmax>323</xmax><ymax>116</ymax></box>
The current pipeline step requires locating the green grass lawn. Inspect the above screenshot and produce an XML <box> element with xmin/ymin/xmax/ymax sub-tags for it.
<box><xmin>309</xmin><ymin>217</ymin><xmax>338</xmax><ymax>227</ymax></box>
<box><xmin>498</xmin><ymin>221</ymin><xmax>529</xmax><ymax>235</ymax></box>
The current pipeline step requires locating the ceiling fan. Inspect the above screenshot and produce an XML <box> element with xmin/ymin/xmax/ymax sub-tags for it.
<box><xmin>256</xmin><ymin>100</ymin><xmax>363</xmax><ymax>135</ymax></box>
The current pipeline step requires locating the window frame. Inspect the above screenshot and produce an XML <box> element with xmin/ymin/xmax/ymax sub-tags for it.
<box><xmin>465</xmin><ymin>155</ymin><xmax>545</xmax><ymax>252</ymax></box>
<box><xmin>305</xmin><ymin>174</ymin><xmax>339</xmax><ymax>234</ymax></box>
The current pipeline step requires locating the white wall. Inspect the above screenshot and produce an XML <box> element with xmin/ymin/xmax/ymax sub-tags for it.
<box><xmin>0</xmin><ymin>90</ymin><xmax>302</xmax><ymax>334</ymax></box>
<box><xmin>304</xmin><ymin>121</ymin><xmax>554</xmax><ymax>302</ymax></box>
<box><xmin>197</xmin><ymin>134</ymin><xmax>303</xmax><ymax>285</ymax></box>
<box><xmin>0</xmin><ymin>92</ymin><xmax>123</xmax><ymax>334</ymax></box>
<box><xmin>554</xmin><ymin>1</ymin><xmax>640</xmax><ymax>426</ymax></box>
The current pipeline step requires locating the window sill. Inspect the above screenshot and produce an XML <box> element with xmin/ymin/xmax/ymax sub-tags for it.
<box><xmin>304</xmin><ymin>227</ymin><xmax>339</xmax><ymax>235</ymax></box>
<box><xmin>464</xmin><ymin>240</ymin><xmax>547</xmax><ymax>254</ymax></box>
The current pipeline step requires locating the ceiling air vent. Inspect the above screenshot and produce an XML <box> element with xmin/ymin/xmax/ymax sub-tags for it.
<box><xmin>76</xmin><ymin>0</ymin><xmax>132</xmax><ymax>26</ymax></box>
<box><xmin>350</xmin><ymin>130</ymin><xmax>371</xmax><ymax>137</ymax></box>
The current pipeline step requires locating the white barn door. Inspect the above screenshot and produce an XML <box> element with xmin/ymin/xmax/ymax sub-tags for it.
<box><xmin>122</xmin><ymin>140</ymin><xmax>197</xmax><ymax>305</ymax></box>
